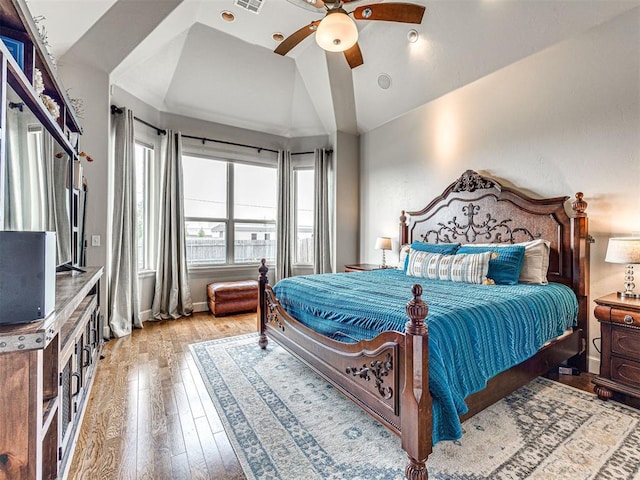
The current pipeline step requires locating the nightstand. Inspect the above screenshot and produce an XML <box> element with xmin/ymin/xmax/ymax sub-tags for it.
<box><xmin>592</xmin><ymin>293</ymin><xmax>640</xmax><ymax>405</ymax></box>
<box><xmin>344</xmin><ymin>263</ymin><xmax>389</xmax><ymax>272</ymax></box>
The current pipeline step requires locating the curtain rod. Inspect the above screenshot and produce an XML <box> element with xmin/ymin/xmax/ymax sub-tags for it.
<box><xmin>110</xmin><ymin>105</ymin><xmax>166</xmax><ymax>135</ymax></box>
<box><xmin>110</xmin><ymin>105</ymin><xmax>330</xmax><ymax>156</ymax></box>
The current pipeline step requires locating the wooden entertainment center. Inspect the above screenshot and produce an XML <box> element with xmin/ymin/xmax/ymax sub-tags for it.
<box><xmin>1</xmin><ymin>0</ymin><xmax>104</xmax><ymax>478</ymax></box>
<box><xmin>0</xmin><ymin>268</ymin><xmax>103</xmax><ymax>479</ymax></box>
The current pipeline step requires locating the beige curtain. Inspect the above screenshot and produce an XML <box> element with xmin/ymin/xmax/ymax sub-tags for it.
<box><xmin>152</xmin><ymin>131</ymin><xmax>193</xmax><ymax>319</ymax></box>
<box><xmin>276</xmin><ymin>150</ymin><xmax>293</xmax><ymax>282</ymax></box>
<box><xmin>109</xmin><ymin>108</ymin><xmax>142</xmax><ymax>337</ymax></box>
<box><xmin>313</xmin><ymin>148</ymin><xmax>333</xmax><ymax>274</ymax></box>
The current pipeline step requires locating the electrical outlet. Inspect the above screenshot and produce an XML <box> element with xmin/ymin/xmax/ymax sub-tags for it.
<box><xmin>91</xmin><ymin>235</ymin><xmax>101</xmax><ymax>247</ymax></box>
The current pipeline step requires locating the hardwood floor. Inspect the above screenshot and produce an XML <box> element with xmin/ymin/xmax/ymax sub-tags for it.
<box><xmin>68</xmin><ymin>311</ymin><xmax>255</xmax><ymax>480</ymax></box>
<box><xmin>69</xmin><ymin>311</ymin><xmax>596</xmax><ymax>480</ymax></box>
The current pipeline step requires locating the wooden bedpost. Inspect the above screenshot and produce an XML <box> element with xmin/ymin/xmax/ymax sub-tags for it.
<box><xmin>400</xmin><ymin>210</ymin><xmax>409</xmax><ymax>245</ymax></box>
<box><xmin>258</xmin><ymin>258</ymin><xmax>269</xmax><ymax>349</ymax></box>
<box><xmin>571</xmin><ymin>192</ymin><xmax>590</xmax><ymax>372</ymax></box>
<box><xmin>402</xmin><ymin>284</ymin><xmax>432</xmax><ymax>480</ymax></box>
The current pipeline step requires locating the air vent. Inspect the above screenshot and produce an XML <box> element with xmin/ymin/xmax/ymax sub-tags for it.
<box><xmin>234</xmin><ymin>0</ymin><xmax>264</xmax><ymax>14</ymax></box>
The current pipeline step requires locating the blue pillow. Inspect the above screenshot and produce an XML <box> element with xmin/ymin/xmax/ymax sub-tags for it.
<box><xmin>405</xmin><ymin>242</ymin><xmax>460</xmax><ymax>271</ymax></box>
<box><xmin>411</xmin><ymin>241</ymin><xmax>460</xmax><ymax>254</ymax></box>
<box><xmin>456</xmin><ymin>245</ymin><xmax>525</xmax><ymax>285</ymax></box>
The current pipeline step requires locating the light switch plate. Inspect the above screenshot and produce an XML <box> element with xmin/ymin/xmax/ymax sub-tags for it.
<box><xmin>91</xmin><ymin>235</ymin><xmax>100</xmax><ymax>247</ymax></box>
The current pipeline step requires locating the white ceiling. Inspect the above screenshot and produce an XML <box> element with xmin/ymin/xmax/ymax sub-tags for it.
<box><xmin>27</xmin><ymin>0</ymin><xmax>640</xmax><ymax>138</ymax></box>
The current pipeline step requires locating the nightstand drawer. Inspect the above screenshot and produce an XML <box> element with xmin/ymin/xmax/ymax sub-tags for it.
<box><xmin>612</xmin><ymin>326</ymin><xmax>640</xmax><ymax>358</ymax></box>
<box><xmin>611</xmin><ymin>356</ymin><xmax>640</xmax><ymax>388</ymax></box>
<box><xmin>611</xmin><ymin>308</ymin><xmax>640</xmax><ymax>328</ymax></box>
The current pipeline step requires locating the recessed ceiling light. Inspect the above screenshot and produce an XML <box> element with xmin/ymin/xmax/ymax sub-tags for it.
<box><xmin>407</xmin><ymin>29</ymin><xmax>419</xmax><ymax>43</ymax></box>
<box><xmin>221</xmin><ymin>11</ymin><xmax>235</xmax><ymax>22</ymax></box>
<box><xmin>272</xmin><ymin>32</ymin><xmax>285</xmax><ymax>42</ymax></box>
<box><xmin>377</xmin><ymin>73</ymin><xmax>392</xmax><ymax>90</ymax></box>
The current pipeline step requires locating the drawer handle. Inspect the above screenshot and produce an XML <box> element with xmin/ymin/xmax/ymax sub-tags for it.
<box><xmin>72</xmin><ymin>372</ymin><xmax>82</xmax><ymax>396</ymax></box>
<box><xmin>83</xmin><ymin>345</ymin><xmax>92</xmax><ymax>367</ymax></box>
<box><xmin>624</xmin><ymin>314</ymin><xmax>634</xmax><ymax>325</ymax></box>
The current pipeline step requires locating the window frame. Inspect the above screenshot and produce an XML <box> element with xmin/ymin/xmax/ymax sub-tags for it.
<box><xmin>293</xmin><ymin>164</ymin><xmax>315</xmax><ymax>266</ymax></box>
<box><xmin>182</xmin><ymin>141</ymin><xmax>278</xmax><ymax>268</ymax></box>
<box><xmin>133</xmin><ymin>136</ymin><xmax>159</xmax><ymax>273</ymax></box>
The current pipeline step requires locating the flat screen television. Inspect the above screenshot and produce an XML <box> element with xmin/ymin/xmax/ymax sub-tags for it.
<box><xmin>2</xmin><ymin>84</ymin><xmax>74</xmax><ymax>268</ymax></box>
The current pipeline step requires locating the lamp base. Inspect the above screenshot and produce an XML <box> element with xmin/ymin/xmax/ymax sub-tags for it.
<box><xmin>617</xmin><ymin>291</ymin><xmax>640</xmax><ymax>299</ymax></box>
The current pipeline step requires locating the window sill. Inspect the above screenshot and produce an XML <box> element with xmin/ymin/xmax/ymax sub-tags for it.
<box><xmin>188</xmin><ymin>263</ymin><xmax>273</xmax><ymax>276</ymax></box>
<box><xmin>138</xmin><ymin>269</ymin><xmax>156</xmax><ymax>279</ymax></box>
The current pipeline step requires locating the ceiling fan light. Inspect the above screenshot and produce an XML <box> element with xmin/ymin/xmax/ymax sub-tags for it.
<box><xmin>315</xmin><ymin>11</ymin><xmax>358</xmax><ymax>52</ymax></box>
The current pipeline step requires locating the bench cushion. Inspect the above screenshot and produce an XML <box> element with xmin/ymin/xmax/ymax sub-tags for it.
<box><xmin>207</xmin><ymin>280</ymin><xmax>258</xmax><ymax>316</ymax></box>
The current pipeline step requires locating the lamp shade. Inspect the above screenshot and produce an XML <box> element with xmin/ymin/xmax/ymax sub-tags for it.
<box><xmin>605</xmin><ymin>237</ymin><xmax>640</xmax><ymax>264</ymax></box>
<box><xmin>315</xmin><ymin>10</ymin><xmax>358</xmax><ymax>52</ymax></box>
<box><xmin>375</xmin><ymin>237</ymin><xmax>392</xmax><ymax>251</ymax></box>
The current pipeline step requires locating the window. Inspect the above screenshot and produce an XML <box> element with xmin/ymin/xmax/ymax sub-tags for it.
<box><xmin>294</xmin><ymin>168</ymin><xmax>314</xmax><ymax>265</ymax></box>
<box><xmin>183</xmin><ymin>156</ymin><xmax>227</xmax><ymax>265</ymax></box>
<box><xmin>182</xmin><ymin>154</ymin><xmax>277</xmax><ymax>266</ymax></box>
<box><xmin>134</xmin><ymin>142</ymin><xmax>154</xmax><ymax>270</ymax></box>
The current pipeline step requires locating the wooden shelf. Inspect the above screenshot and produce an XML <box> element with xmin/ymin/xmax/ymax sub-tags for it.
<box><xmin>42</xmin><ymin>396</ymin><xmax>58</xmax><ymax>432</ymax></box>
<box><xmin>1</xmin><ymin>1</ymin><xmax>98</xmax><ymax>476</ymax></box>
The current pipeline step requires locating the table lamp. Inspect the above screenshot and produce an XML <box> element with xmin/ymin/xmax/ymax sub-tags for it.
<box><xmin>605</xmin><ymin>237</ymin><xmax>640</xmax><ymax>298</ymax></box>
<box><xmin>375</xmin><ymin>236</ymin><xmax>392</xmax><ymax>269</ymax></box>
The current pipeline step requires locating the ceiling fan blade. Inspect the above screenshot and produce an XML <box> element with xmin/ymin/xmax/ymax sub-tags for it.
<box><xmin>344</xmin><ymin>42</ymin><xmax>364</xmax><ymax>69</ymax></box>
<box><xmin>353</xmin><ymin>3</ymin><xmax>426</xmax><ymax>23</ymax></box>
<box><xmin>274</xmin><ymin>21</ymin><xmax>321</xmax><ymax>56</ymax></box>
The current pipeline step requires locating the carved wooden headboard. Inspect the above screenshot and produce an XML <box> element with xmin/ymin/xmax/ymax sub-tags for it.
<box><xmin>399</xmin><ymin>170</ymin><xmax>590</xmax><ymax>333</ymax></box>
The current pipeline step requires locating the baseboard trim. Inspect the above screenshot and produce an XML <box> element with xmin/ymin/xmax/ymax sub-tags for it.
<box><xmin>138</xmin><ymin>302</ymin><xmax>208</xmax><ymax>323</ymax></box>
<box><xmin>193</xmin><ymin>301</ymin><xmax>208</xmax><ymax>313</ymax></box>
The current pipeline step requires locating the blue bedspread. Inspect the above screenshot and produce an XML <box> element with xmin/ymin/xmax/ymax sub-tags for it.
<box><xmin>273</xmin><ymin>269</ymin><xmax>578</xmax><ymax>444</ymax></box>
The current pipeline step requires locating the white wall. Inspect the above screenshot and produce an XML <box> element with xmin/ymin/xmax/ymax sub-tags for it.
<box><xmin>331</xmin><ymin>130</ymin><xmax>360</xmax><ymax>272</ymax></box>
<box><xmin>359</xmin><ymin>8</ymin><xmax>640</xmax><ymax>373</ymax></box>
<box><xmin>58</xmin><ymin>61</ymin><xmax>110</xmax><ymax>333</ymax></box>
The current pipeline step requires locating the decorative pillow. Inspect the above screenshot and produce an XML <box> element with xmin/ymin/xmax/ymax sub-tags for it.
<box><xmin>398</xmin><ymin>244</ymin><xmax>411</xmax><ymax>270</ymax></box>
<box><xmin>462</xmin><ymin>240</ymin><xmax>550</xmax><ymax>284</ymax></box>
<box><xmin>404</xmin><ymin>242</ymin><xmax>460</xmax><ymax>272</ymax></box>
<box><xmin>411</xmin><ymin>241</ymin><xmax>460</xmax><ymax>254</ymax></box>
<box><xmin>456</xmin><ymin>245</ymin><xmax>525</xmax><ymax>285</ymax></box>
<box><xmin>406</xmin><ymin>250</ymin><xmax>491</xmax><ymax>284</ymax></box>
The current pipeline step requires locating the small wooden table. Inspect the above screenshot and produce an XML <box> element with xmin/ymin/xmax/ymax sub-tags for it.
<box><xmin>344</xmin><ymin>263</ymin><xmax>390</xmax><ymax>272</ymax></box>
<box><xmin>592</xmin><ymin>293</ymin><xmax>640</xmax><ymax>406</ymax></box>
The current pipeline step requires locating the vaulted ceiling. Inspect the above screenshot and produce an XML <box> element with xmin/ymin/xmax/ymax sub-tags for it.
<box><xmin>27</xmin><ymin>0</ymin><xmax>640</xmax><ymax>138</ymax></box>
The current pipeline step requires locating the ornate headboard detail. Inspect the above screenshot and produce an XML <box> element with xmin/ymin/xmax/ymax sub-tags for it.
<box><xmin>399</xmin><ymin>170</ymin><xmax>590</xmax><ymax>295</ymax></box>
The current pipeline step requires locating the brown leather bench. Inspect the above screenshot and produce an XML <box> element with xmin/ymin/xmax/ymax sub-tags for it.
<box><xmin>206</xmin><ymin>280</ymin><xmax>259</xmax><ymax>316</ymax></box>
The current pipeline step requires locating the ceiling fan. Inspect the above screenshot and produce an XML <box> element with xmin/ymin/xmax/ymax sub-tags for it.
<box><xmin>275</xmin><ymin>1</ymin><xmax>426</xmax><ymax>69</ymax></box>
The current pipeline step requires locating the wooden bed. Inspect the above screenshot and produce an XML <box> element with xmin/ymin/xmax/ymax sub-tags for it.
<box><xmin>257</xmin><ymin>170</ymin><xmax>590</xmax><ymax>479</ymax></box>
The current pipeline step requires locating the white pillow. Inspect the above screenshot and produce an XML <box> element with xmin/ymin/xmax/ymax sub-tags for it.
<box><xmin>461</xmin><ymin>239</ymin><xmax>550</xmax><ymax>284</ymax></box>
<box><xmin>406</xmin><ymin>250</ymin><xmax>491</xmax><ymax>284</ymax></box>
<box><xmin>398</xmin><ymin>244</ymin><xmax>411</xmax><ymax>270</ymax></box>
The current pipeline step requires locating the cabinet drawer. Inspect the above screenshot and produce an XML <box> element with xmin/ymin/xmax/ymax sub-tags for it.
<box><xmin>611</xmin><ymin>308</ymin><xmax>640</xmax><ymax>328</ymax></box>
<box><xmin>594</xmin><ymin>305</ymin><xmax>611</xmax><ymax>322</ymax></box>
<box><xmin>611</xmin><ymin>356</ymin><xmax>640</xmax><ymax>388</ymax></box>
<box><xmin>612</xmin><ymin>326</ymin><xmax>640</xmax><ymax>358</ymax></box>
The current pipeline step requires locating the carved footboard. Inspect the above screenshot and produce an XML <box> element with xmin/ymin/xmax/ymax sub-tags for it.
<box><xmin>258</xmin><ymin>259</ymin><xmax>433</xmax><ymax>479</ymax></box>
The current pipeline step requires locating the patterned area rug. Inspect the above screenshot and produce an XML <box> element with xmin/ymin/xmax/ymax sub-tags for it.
<box><xmin>190</xmin><ymin>334</ymin><xmax>640</xmax><ymax>480</ymax></box>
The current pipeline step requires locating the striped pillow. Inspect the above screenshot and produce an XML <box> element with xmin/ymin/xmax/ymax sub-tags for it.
<box><xmin>400</xmin><ymin>242</ymin><xmax>460</xmax><ymax>271</ymax></box>
<box><xmin>406</xmin><ymin>250</ymin><xmax>491</xmax><ymax>284</ymax></box>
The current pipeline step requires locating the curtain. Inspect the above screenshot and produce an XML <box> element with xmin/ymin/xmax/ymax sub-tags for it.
<box><xmin>45</xmin><ymin>135</ymin><xmax>72</xmax><ymax>264</ymax></box>
<box><xmin>276</xmin><ymin>150</ymin><xmax>293</xmax><ymax>282</ymax></box>
<box><xmin>152</xmin><ymin>130</ymin><xmax>193</xmax><ymax>319</ymax></box>
<box><xmin>109</xmin><ymin>108</ymin><xmax>142</xmax><ymax>337</ymax></box>
<box><xmin>313</xmin><ymin>148</ymin><xmax>333</xmax><ymax>274</ymax></box>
